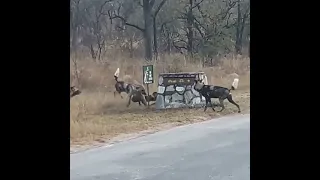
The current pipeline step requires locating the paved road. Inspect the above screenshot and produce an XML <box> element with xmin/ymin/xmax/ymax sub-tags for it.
<box><xmin>70</xmin><ymin>114</ymin><xmax>250</xmax><ymax>180</ymax></box>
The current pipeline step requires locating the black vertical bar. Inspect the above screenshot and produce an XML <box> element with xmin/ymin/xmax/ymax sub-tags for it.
<box><xmin>147</xmin><ymin>84</ymin><xmax>150</xmax><ymax>108</ymax></box>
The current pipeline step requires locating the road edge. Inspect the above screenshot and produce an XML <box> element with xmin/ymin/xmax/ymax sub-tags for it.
<box><xmin>70</xmin><ymin>113</ymin><xmax>250</xmax><ymax>154</ymax></box>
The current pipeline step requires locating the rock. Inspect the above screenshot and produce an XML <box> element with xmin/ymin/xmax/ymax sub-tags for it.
<box><xmin>191</xmin><ymin>87</ymin><xmax>200</xmax><ymax>96</ymax></box>
<box><xmin>166</xmin><ymin>102</ymin><xmax>188</xmax><ymax>109</ymax></box>
<box><xmin>185</xmin><ymin>85</ymin><xmax>193</xmax><ymax>90</ymax></box>
<box><xmin>171</xmin><ymin>92</ymin><xmax>184</xmax><ymax>103</ymax></box>
<box><xmin>184</xmin><ymin>90</ymin><xmax>193</xmax><ymax>105</ymax></box>
<box><xmin>158</xmin><ymin>86</ymin><xmax>165</xmax><ymax>94</ymax></box>
<box><xmin>155</xmin><ymin>95</ymin><xmax>165</xmax><ymax>109</ymax></box>
<box><xmin>166</xmin><ymin>85</ymin><xmax>175</xmax><ymax>92</ymax></box>
<box><xmin>175</xmin><ymin>86</ymin><xmax>185</xmax><ymax>92</ymax></box>
<box><xmin>164</xmin><ymin>95</ymin><xmax>171</xmax><ymax>104</ymax></box>
<box><xmin>155</xmin><ymin>72</ymin><xmax>208</xmax><ymax>110</ymax></box>
<box><xmin>192</xmin><ymin>97</ymin><xmax>202</xmax><ymax>106</ymax></box>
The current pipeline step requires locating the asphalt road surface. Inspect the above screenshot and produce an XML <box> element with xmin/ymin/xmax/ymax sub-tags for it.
<box><xmin>70</xmin><ymin>114</ymin><xmax>250</xmax><ymax>180</ymax></box>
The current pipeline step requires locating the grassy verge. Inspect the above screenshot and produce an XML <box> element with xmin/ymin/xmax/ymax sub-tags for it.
<box><xmin>70</xmin><ymin>54</ymin><xmax>250</xmax><ymax>148</ymax></box>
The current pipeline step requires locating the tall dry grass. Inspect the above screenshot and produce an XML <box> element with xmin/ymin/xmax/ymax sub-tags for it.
<box><xmin>70</xmin><ymin>54</ymin><xmax>249</xmax><ymax>91</ymax></box>
<box><xmin>70</xmin><ymin>53</ymin><xmax>250</xmax><ymax>145</ymax></box>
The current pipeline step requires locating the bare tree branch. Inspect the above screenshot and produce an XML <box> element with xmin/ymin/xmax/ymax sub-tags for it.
<box><xmin>150</xmin><ymin>0</ymin><xmax>156</xmax><ymax>8</ymax></box>
<box><xmin>223</xmin><ymin>12</ymin><xmax>234</xmax><ymax>28</ymax></box>
<box><xmin>137</xmin><ymin>0</ymin><xmax>143</xmax><ymax>7</ymax></box>
<box><xmin>173</xmin><ymin>42</ymin><xmax>188</xmax><ymax>50</ymax></box>
<box><xmin>109</xmin><ymin>14</ymin><xmax>145</xmax><ymax>32</ymax></box>
<box><xmin>193</xmin><ymin>20</ymin><xmax>205</xmax><ymax>38</ymax></box>
<box><xmin>175</xmin><ymin>39</ymin><xmax>188</xmax><ymax>44</ymax></box>
<box><xmin>160</xmin><ymin>19</ymin><xmax>175</xmax><ymax>32</ymax></box>
<box><xmin>152</xmin><ymin>0</ymin><xmax>168</xmax><ymax>17</ymax></box>
<box><xmin>100</xmin><ymin>0</ymin><xmax>113</xmax><ymax>12</ymax></box>
<box><xmin>103</xmin><ymin>2</ymin><xmax>145</xmax><ymax>32</ymax></box>
<box><xmin>193</xmin><ymin>16</ymin><xmax>207</xmax><ymax>31</ymax></box>
<box><xmin>192</xmin><ymin>0</ymin><xmax>205</xmax><ymax>9</ymax></box>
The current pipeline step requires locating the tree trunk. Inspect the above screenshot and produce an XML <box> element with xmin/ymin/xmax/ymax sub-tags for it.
<box><xmin>186</xmin><ymin>0</ymin><xmax>194</xmax><ymax>57</ymax></box>
<box><xmin>143</xmin><ymin>0</ymin><xmax>153</xmax><ymax>61</ymax></box>
<box><xmin>90</xmin><ymin>44</ymin><xmax>96</xmax><ymax>60</ymax></box>
<box><xmin>167</xmin><ymin>33</ymin><xmax>172</xmax><ymax>54</ymax></box>
<box><xmin>235</xmin><ymin>0</ymin><xmax>246</xmax><ymax>55</ymax></box>
<box><xmin>235</xmin><ymin>0</ymin><xmax>241</xmax><ymax>54</ymax></box>
<box><xmin>163</xmin><ymin>25</ymin><xmax>172</xmax><ymax>54</ymax></box>
<box><xmin>153</xmin><ymin>17</ymin><xmax>158</xmax><ymax>60</ymax></box>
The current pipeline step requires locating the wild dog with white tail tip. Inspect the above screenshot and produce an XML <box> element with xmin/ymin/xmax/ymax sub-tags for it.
<box><xmin>112</xmin><ymin>68</ymin><xmax>148</xmax><ymax>107</ymax></box>
<box><xmin>113</xmin><ymin>68</ymin><xmax>132</xmax><ymax>98</ymax></box>
<box><xmin>193</xmin><ymin>78</ymin><xmax>241</xmax><ymax>113</ymax></box>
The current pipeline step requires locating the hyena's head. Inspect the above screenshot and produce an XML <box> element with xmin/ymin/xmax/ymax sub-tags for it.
<box><xmin>70</xmin><ymin>86</ymin><xmax>81</xmax><ymax>98</ymax></box>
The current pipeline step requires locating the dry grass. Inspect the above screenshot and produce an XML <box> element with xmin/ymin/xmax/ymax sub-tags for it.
<box><xmin>70</xmin><ymin>54</ymin><xmax>250</xmax><ymax>147</ymax></box>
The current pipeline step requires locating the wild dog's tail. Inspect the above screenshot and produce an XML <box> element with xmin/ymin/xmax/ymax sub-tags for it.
<box><xmin>230</xmin><ymin>78</ymin><xmax>239</xmax><ymax>91</ymax></box>
<box><xmin>114</xmin><ymin>68</ymin><xmax>120</xmax><ymax>82</ymax></box>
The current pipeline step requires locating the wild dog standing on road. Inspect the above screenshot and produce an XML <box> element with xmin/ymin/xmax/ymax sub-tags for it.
<box><xmin>193</xmin><ymin>78</ymin><xmax>241</xmax><ymax>113</ymax></box>
<box><xmin>70</xmin><ymin>86</ymin><xmax>81</xmax><ymax>99</ymax></box>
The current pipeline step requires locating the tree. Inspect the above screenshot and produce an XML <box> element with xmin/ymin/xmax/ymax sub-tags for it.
<box><xmin>175</xmin><ymin>0</ymin><xmax>204</xmax><ymax>57</ymax></box>
<box><xmin>108</xmin><ymin>0</ymin><xmax>168</xmax><ymax>61</ymax></box>
<box><xmin>152</xmin><ymin>0</ymin><xmax>168</xmax><ymax>60</ymax></box>
<box><xmin>70</xmin><ymin>0</ymin><xmax>83</xmax><ymax>53</ymax></box>
<box><xmin>70</xmin><ymin>0</ymin><xmax>250</xmax><ymax>61</ymax></box>
<box><xmin>235</xmin><ymin>0</ymin><xmax>250</xmax><ymax>54</ymax></box>
<box><xmin>174</xmin><ymin>0</ymin><xmax>237</xmax><ymax>58</ymax></box>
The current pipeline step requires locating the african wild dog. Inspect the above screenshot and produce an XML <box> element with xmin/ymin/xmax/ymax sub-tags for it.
<box><xmin>193</xmin><ymin>78</ymin><xmax>241</xmax><ymax>113</ymax></box>
<box><xmin>145</xmin><ymin>92</ymin><xmax>158</xmax><ymax>104</ymax></box>
<box><xmin>112</xmin><ymin>68</ymin><xmax>150</xmax><ymax>107</ymax></box>
<box><xmin>70</xmin><ymin>86</ymin><xmax>81</xmax><ymax>99</ymax></box>
<box><xmin>126</xmin><ymin>85</ymin><xmax>148</xmax><ymax>107</ymax></box>
<box><xmin>113</xmin><ymin>67</ymin><xmax>130</xmax><ymax>98</ymax></box>
<box><xmin>114</xmin><ymin>75</ymin><xmax>131</xmax><ymax>99</ymax></box>
<box><xmin>130</xmin><ymin>92</ymin><xmax>158</xmax><ymax>106</ymax></box>
<box><xmin>113</xmin><ymin>68</ymin><xmax>143</xmax><ymax>99</ymax></box>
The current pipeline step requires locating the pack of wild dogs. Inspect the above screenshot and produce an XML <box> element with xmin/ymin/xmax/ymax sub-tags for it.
<box><xmin>70</xmin><ymin>68</ymin><xmax>241</xmax><ymax>113</ymax></box>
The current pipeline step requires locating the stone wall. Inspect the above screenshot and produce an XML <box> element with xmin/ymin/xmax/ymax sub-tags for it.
<box><xmin>155</xmin><ymin>72</ymin><xmax>222</xmax><ymax>110</ymax></box>
<box><xmin>155</xmin><ymin>84</ymin><xmax>207</xmax><ymax>109</ymax></box>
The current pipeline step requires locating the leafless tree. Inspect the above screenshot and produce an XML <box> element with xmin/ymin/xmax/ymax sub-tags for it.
<box><xmin>107</xmin><ymin>0</ymin><xmax>168</xmax><ymax>61</ymax></box>
<box><xmin>151</xmin><ymin>0</ymin><xmax>168</xmax><ymax>60</ymax></box>
<box><xmin>69</xmin><ymin>0</ymin><xmax>250</xmax><ymax>62</ymax></box>
<box><xmin>235</xmin><ymin>0</ymin><xmax>250</xmax><ymax>54</ymax></box>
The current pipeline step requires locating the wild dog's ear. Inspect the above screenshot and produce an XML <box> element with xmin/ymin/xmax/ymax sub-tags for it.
<box><xmin>194</xmin><ymin>79</ymin><xmax>203</xmax><ymax>84</ymax></box>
